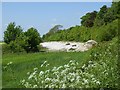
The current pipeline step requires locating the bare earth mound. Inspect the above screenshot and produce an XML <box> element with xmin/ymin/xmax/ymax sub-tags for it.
<box><xmin>40</xmin><ymin>40</ymin><xmax>97</xmax><ymax>52</ymax></box>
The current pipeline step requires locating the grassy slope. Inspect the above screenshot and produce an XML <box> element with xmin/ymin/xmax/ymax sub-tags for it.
<box><xmin>2</xmin><ymin>51</ymin><xmax>90</xmax><ymax>88</ymax></box>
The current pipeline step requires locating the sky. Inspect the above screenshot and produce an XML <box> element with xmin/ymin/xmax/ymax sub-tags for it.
<box><xmin>1</xmin><ymin>2</ymin><xmax>112</xmax><ymax>41</ymax></box>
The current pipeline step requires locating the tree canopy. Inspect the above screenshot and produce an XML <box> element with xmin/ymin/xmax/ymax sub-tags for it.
<box><xmin>4</xmin><ymin>23</ymin><xmax>42</xmax><ymax>53</ymax></box>
<box><xmin>81</xmin><ymin>11</ymin><xmax>97</xmax><ymax>27</ymax></box>
<box><xmin>4</xmin><ymin>22</ymin><xmax>23</xmax><ymax>44</ymax></box>
<box><xmin>25</xmin><ymin>27</ymin><xmax>42</xmax><ymax>52</ymax></box>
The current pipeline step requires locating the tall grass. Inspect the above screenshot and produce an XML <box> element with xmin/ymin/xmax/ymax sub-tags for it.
<box><xmin>2</xmin><ymin>51</ymin><xmax>90</xmax><ymax>88</ymax></box>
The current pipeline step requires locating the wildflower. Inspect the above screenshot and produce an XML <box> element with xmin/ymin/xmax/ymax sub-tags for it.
<box><xmin>57</xmin><ymin>66</ymin><xmax>63</xmax><ymax>70</ymax></box>
<box><xmin>45</xmin><ymin>70</ymin><xmax>50</xmax><ymax>73</ymax></box>
<box><xmin>88</xmin><ymin>60</ymin><xmax>93</xmax><ymax>64</ymax></box>
<box><xmin>20</xmin><ymin>79</ymin><xmax>25</xmax><ymax>84</ymax></box>
<box><xmin>64</xmin><ymin>64</ymin><xmax>69</xmax><ymax>68</ymax></box>
<box><xmin>33</xmin><ymin>68</ymin><xmax>38</xmax><ymax>71</ymax></box>
<box><xmin>28</xmin><ymin>74</ymin><xmax>33</xmax><ymax>80</ymax></box>
<box><xmin>82</xmin><ymin>64</ymin><xmax>85</xmax><ymax>69</ymax></box>
<box><xmin>96</xmin><ymin>81</ymin><xmax>100</xmax><ymax>85</ymax></box>
<box><xmin>62</xmin><ymin>84</ymin><xmax>66</xmax><ymax>88</ymax></box>
<box><xmin>40</xmin><ymin>64</ymin><xmax>44</xmax><ymax>67</ymax></box>
<box><xmin>24</xmin><ymin>82</ymin><xmax>30</xmax><ymax>88</ymax></box>
<box><xmin>52</xmin><ymin>67</ymin><xmax>57</xmax><ymax>71</ymax></box>
<box><xmin>45</xmin><ymin>78</ymin><xmax>51</xmax><ymax>81</ymax></box>
<box><xmin>71</xmin><ymin>78</ymin><xmax>75</xmax><ymax>82</ymax></box>
<box><xmin>94</xmin><ymin>53</ymin><xmax>97</xmax><ymax>57</ymax></box>
<box><xmin>33</xmin><ymin>85</ymin><xmax>38</xmax><ymax>88</ymax></box>
<box><xmin>83</xmin><ymin>78</ymin><xmax>88</xmax><ymax>84</ymax></box>
<box><xmin>27</xmin><ymin>72</ymin><xmax>30</xmax><ymax>75</ymax></box>
<box><xmin>39</xmin><ymin>71</ymin><xmax>44</xmax><ymax>76</ymax></box>
<box><xmin>7</xmin><ymin>62</ymin><xmax>13</xmax><ymax>66</ymax></box>
<box><xmin>46</xmin><ymin>64</ymin><xmax>49</xmax><ymax>67</ymax></box>
<box><xmin>41</xmin><ymin>61</ymin><xmax>47</xmax><ymax>67</ymax></box>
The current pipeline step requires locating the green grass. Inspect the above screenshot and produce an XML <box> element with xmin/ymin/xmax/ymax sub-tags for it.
<box><xmin>2</xmin><ymin>37</ymin><xmax>119</xmax><ymax>88</ymax></box>
<box><xmin>2</xmin><ymin>51</ymin><xmax>90</xmax><ymax>88</ymax></box>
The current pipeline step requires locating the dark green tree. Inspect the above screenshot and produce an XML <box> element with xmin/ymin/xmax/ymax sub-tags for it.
<box><xmin>94</xmin><ymin>5</ymin><xmax>108</xmax><ymax>26</ymax></box>
<box><xmin>104</xmin><ymin>2</ymin><xmax>120</xmax><ymax>24</ymax></box>
<box><xmin>4</xmin><ymin>22</ymin><xmax>23</xmax><ymax>44</ymax></box>
<box><xmin>81</xmin><ymin>11</ymin><xmax>97</xmax><ymax>27</ymax></box>
<box><xmin>25</xmin><ymin>27</ymin><xmax>42</xmax><ymax>52</ymax></box>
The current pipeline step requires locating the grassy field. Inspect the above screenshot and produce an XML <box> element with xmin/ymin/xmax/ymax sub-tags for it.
<box><xmin>2</xmin><ymin>51</ymin><xmax>90</xmax><ymax>88</ymax></box>
<box><xmin>2</xmin><ymin>37</ymin><xmax>119</xmax><ymax>88</ymax></box>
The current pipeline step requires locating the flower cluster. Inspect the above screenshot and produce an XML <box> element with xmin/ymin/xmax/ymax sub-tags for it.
<box><xmin>3</xmin><ymin>61</ymin><xmax>13</xmax><ymax>71</ymax></box>
<box><xmin>20</xmin><ymin>60</ymin><xmax>101</xmax><ymax>88</ymax></box>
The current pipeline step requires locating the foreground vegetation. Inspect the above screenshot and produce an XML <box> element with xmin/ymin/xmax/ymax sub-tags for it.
<box><xmin>20</xmin><ymin>37</ymin><xmax>119</xmax><ymax>88</ymax></box>
<box><xmin>2</xmin><ymin>37</ymin><xmax>119</xmax><ymax>88</ymax></box>
<box><xmin>2</xmin><ymin>51</ymin><xmax>90</xmax><ymax>88</ymax></box>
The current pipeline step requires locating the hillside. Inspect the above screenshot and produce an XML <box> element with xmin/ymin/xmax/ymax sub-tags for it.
<box><xmin>43</xmin><ymin>19</ymin><xmax>118</xmax><ymax>42</ymax></box>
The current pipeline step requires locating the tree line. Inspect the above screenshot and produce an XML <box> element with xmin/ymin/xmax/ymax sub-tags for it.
<box><xmin>43</xmin><ymin>2</ymin><xmax>119</xmax><ymax>42</ymax></box>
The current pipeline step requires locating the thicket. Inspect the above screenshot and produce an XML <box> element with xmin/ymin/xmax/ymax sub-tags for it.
<box><xmin>43</xmin><ymin>19</ymin><xmax>118</xmax><ymax>42</ymax></box>
<box><xmin>4</xmin><ymin>22</ymin><xmax>42</xmax><ymax>53</ymax></box>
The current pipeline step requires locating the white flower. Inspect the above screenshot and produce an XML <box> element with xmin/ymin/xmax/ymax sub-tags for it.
<box><xmin>52</xmin><ymin>67</ymin><xmax>57</xmax><ymax>71</ymax></box>
<box><xmin>96</xmin><ymin>81</ymin><xmax>100</xmax><ymax>85</ymax></box>
<box><xmin>46</xmin><ymin>64</ymin><xmax>49</xmax><ymax>67</ymax></box>
<box><xmin>28</xmin><ymin>74</ymin><xmax>33</xmax><ymax>80</ymax></box>
<box><xmin>39</xmin><ymin>71</ymin><xmax>44</xmax><ymax>76</ymax></box>
<box><xmin>33</xmin><ymin>68</ymin><xmax>38</xmax><ymax>71</ymax></box>
<box><xmin>82</xmin><ymin>64</ymin><xmax>85</xmax><ymax>69</ymax></box>
<box><xmin>45</xmin><ymin>78</ymin><xmax>51</xmax><ymax>81</ymax></box>
<box><xmin>45</xmin><ymin>70</ymin><xmax>50</xmax><ymax>73</ymax></box>
<box><xmin>41</xmin><ymin>61</ymin><xmax>47</xmax><ymax>67</ymax></box>
<box><xmin>24</xmin><ymin>82</ymin><xmax>30</xmax><ymax>88</ymax></box>
<box><xmin>9</xmin><ymin>62</ymin><xmax>13</xmax><ymax>64</ymax></box>
<box><xmin>83</xmin><ymin>78</ymin><xmax>88</xmax><ymax>84</ymax></box>
<box><xmin>76</xmin><ymin>76</ymin><xmax>80</xmax><ymax>80</ymax></box>
<box><xmin>27</xmin><ymin>72</ymin><xmax>30</xmax><ymax>75</ymax></box>
<box><xmin>71</xmin><ymin>78</ymin><xmax>75</xmax><ymax>82</ymax></box>
<box><xmin>7</xmin><ymin>62</ymin><xmax>13</xmax><ymax>66</ymax></box>
<box><xmin>64</xmin><ymin>64</ymin><xmax>69</xmax><ymax>68</ymax></box>
<box><xmin>33</xmin><ymin>85</ymin><xmax>38</xmax><ymax>88</ymax></box>
<box><xmin>57</xmin><ymin>66</ymin><xmax>63</xmax><ymax>70</ymax></box>
<box><xmin>88</xmin><ymin>60</ymin><xmax>92</xmax><ymax>64</ymax></box>
<box><xmin>62</xmin><ymin>84</ymin><xmax>66</xmax><ymax>88</ymax></box>
<box><xmin>20</xmin><ymin>79</ymin><xmax>25</xmax><ymax>84</ymax></box>
<box><xmin>40</xmin><ymin>64</ymin><xmax>44</xmax><ymax>67</ymax></box>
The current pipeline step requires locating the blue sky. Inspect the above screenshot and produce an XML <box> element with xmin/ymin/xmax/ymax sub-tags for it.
<box><xmin>1</xmin><ymin>2</ymin><xmax>112</xmax><ymax>41</ymax></box>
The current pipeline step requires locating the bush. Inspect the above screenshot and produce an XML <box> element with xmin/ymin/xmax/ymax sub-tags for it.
<box><xmin>25</xmin><ymin>27</ymin><xmax>42</xmax><ymax>52</ymax></box>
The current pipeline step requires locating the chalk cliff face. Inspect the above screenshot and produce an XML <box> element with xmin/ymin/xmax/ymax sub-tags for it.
<box><xmin>40</xmin><ymin>40</ymin><xmax>97</xmax><ymax>52</ymax></box>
